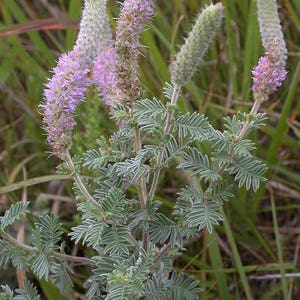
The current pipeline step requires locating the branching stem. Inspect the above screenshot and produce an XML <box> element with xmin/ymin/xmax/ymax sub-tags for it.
<box><xmin>0</xmin><ymin>229</ymin><xmax>92</xmax><ymax>265</ymax></box>
<box><xmin>134</xmin><ymin>127</ymin><xmax>147</xmax><ymax>209</ymax></box>
<box><xmin>204</xmin><ymin>97</ymin><xmax>264</xmax><ymax>200</ymax></box>
<box><xmin>153</xmin><ymin>243</ymin><xmax>171</xmax><ymax>265</ymax></box>
<box><xmin>148</xmin><ymin>85</ymin><xmax>181</xmax><ymax>201</ymax></box>
<box><xmin>134</xmin><ymin>125</ymin><xmax>148</xmax><ymax>251</ymax></box>
<box><xmin>236</xmin><ymin>97</ymin><xmax>263</xmax><ymax>141</ymax></box>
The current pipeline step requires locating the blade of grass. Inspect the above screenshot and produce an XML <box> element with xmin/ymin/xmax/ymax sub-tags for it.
<box><xmin>261</xmin><ymin>126</ymin><xmax>300</xmax><ymax>151</ymax></box>
<box><xmin>223</xmin><ymin>211</ymin><xmax>254</xmax><ymax>300</ymax></box>
<box><xmin>181</xmin><ymin>253</ymin><xmax>295</xmax><ymax>274</ymax></box>
<box><xmin>0</xmin><ymin>175</ymin><xmax>71</xmax><ymax>194</ymax></box>
<box><xmin>7</xmin><ymin>153</ymin><xmax>41</xmax><ymax>184</ymax></box>
<box><xmin>266</xmin><ymin>60</ymin><xmax>300</xmax><ymax>163</ymax></box>
<box><xmin>242</xmin><ymin>0</ymin><xmax>259</xmax><ymax>103</ymax></box>
<box><xmin>244</xmin><ymin>216</ymin><xmax>276</xmax><ymax>260</ymax></box>
<box><xmin>253</xmin><ymin>59</ymin><xmax>300</xmax><ymax>213</ymax></box>
<box><xmin>270</xmin><ymin>190</ymin><xmax>289</xmax><ymax>300</ymax></box>
<box><xmin>65</xmin><ymin>1</ymin><xmax>81</xmax><ymax>51</ymax></box>
<box><xmin>222</xmin><ymin>0</ymin><xmax>238</xmax><ymax>100</ymax></box>
<box><xmin>285</xmin><ymin>0</ymin><xmax>300</xmax><ymax>32</ymax></box>
<box><xmin>38</xmin><ymin>278</ymin><xmax>71</xmax><ymax>300</ymax></box>
<box><xmin>141</xmin><ymin>30</ymin><xmax>170</xmax><ymax>83</ymax></box>
<box><xmin>208</xmin><ymin>232</ymin><xmax>231</xmax><ymax>300</ymax></box>
<box><xmin>5</xmin><ymin>0</ymin><xmax>55</xmax><ymax>65</ymax></box>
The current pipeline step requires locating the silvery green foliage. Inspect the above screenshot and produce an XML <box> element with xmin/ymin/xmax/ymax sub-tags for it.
<box><xmin>0</xmin><ymin>202</ymin><xmax>29</xmax><ymax>230</ymax></box>
<box><xmin>0</xmin><ymin>1</ymin><xmax>283</xmax><ymax>299</ymax></box>
<box><xmin>0</xmin><ymin>281</ymin><xmax>40</xmax><ymax>300</ymax></box>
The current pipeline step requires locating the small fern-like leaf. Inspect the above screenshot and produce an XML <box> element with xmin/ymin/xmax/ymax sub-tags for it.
<box><xmin>233</xmin><ymin>139</ymin><xmax>256</xmax><ymax>157</ymax></box>
<box><xmin>31</xmin><ymin>253</ymin><xmax>51</xmax><ymax>280</ymax></box>
<box><xmin>174</xmin><ymin>112</ymin><xmax>213</xmax><ymax>141</ymax></box>
<box><xmin>102</xmin><ymin>226</ymin><xmax>133</xmax><ymax>256</ymax></box>
<box><xmin>34</xmin><ymin>215</ymin><xmax>62</xmax><ymax>251</ymax></box>
<box><xmin>168</xmin><ymin>272</ymin><xmax>202</xmax><ymax>300</ymax></box>
<box><xmin>210</xmin><ymin>182</ymin><xmax>234</xmax><ymax>203</ymax></box>
<box><xmin>162</xmin><ymin>82</ymin><xmax>175</xmax><ymax>100</ymax></box>
<box><xmin>0</xmin><ymin>202</ymin><xmax>29</xmax><ymax>230</ymax></box>
<box><xmin>69</xmin><ymin>219</ymin><xmax>107</xmax><ymax>250</ymax></box>
<box><xmin>178</xmin><ymin>147</ymin><xmax>221</xmax><ymax>182</ymax></box>
<box><xmin>187</xmin><ymin>201</ymin><xmax>223</xmax><ymax>233</ymax></box>
<box><xmin>0</xmin><ymin>285</ymin><xmax>14</xmax><ymax>300</ymax></box>
<box><xmin>149</xmin><ymin>213</ymin><xmax>179</xmax><ymax>246</ymax></box>
<box><xmin>226</xmin><ymin>157</ymin><xmax>267</xmax><ymax>191</ymax></box>
<box><xmin>14</xmin><ymin>281</ymin><xmax>40</xmax><ymax>300</ymax></box>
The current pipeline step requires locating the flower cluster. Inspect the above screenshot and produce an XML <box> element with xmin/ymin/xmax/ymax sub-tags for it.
<box><xmin>252</xmin><ymin>0</ymin><xmax>287</xmax><ymax>100</ymax></box>
<box><xmin>40</xmin><ymin>50</ymin><xmax>90</xmax><ymax>159</ymax></box>
<box><xmin>114</xmin><ymin>0</ymin><xmax>155</xmax><ymax>105</ymax></box>
<box><xmin>252</xmin><ymin>55</ymin><xmax>287</xmax><ymax>99</ymax></box>
<box><xmin>116</xmin><ymin>0</ymin><xmax>155</xmax><ymax>57</ymax></box>
<box><xmin>93</xmin><ymin>47</ymin><xmax>117</xmax><ymax>106</ymax></box>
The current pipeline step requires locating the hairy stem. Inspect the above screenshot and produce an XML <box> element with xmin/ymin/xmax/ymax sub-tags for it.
<box><xmin>134</xmin><ymin>126</ymin><xmax>148</xmax><ymax>251</ymax></box>
<box><xmin>65</xmin><ymin>151</ymin><xmax>102</xmax><ymax>211</ymax></box>
<box><xmin>134</xmin><ymin>127</ymin><xmax>147</xmax><ymax>209</ymax></box>
<box><xmin>148</xmin><ymin>85</ymin><xmax>181</xmax><ymax>201</ymax></box>
<box><xmin>153</xmin><ymin>243</ymin><xmax>171</xmax><ymax>265</ymax></box>
<box><xmin>236</xmin><ymin>97</ymin><xmax>263</xmax><ymax>141</ymax></box>
<box><xmin>0</xmin><ymin>229</ymin><xmax>92</xmax><ymax>265</ymax></box>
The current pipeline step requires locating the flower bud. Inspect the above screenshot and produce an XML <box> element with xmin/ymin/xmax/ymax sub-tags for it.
<box><xmin>75</xmin><ymin>0</ymin><xmax>112</xmax><ymax>65</ymax></box>
<box><xmin>171</xmin><ymin>3</ymin><xmax>224</xmax><ymax>87</ymax></box>
<box><xmin>115</xmin><ymin>0</ymin><xmax>155</xmax><ymax>105</ymax></box>
<box><xmin>252</xmin><ymin>0</ymin><xmax>287</xmax><ymax>100</ymax></box>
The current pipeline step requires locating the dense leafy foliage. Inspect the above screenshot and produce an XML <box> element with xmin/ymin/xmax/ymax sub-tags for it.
<box><xmin>0</xmin><ymin>0</ymin><xmax>276</xmax><ymax>298</ymax></box>
<box><xmin>0</xmin><ymin>88</ymin><xmax>268</xmax><ymax>298</ymax></box>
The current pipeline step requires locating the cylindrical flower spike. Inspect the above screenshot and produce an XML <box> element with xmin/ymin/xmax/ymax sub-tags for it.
<box><xmin>75</xmin><ymin>0</ymin><xmax>112</xmax><ymax>65</ymax></box>
<box><xmin>40</xmin><ymin>50</ymin><xmax>91</xmax><ymax>160</ymax></box>
<box><xmin>114</xmin><ymin>0</ymin><xmax>155</xmax><ymax>105</ymax></box>
<box><xmin>93</xmin><ymin>47</ymin><xmax>118</xmax><ymax>106</ymax></box>
<box><xmin>40</xmin><ymin>0</ymin><xmax>113</xmax><ymax>159</ymax></box>
<box><xmin>171</xmin><ymin>3</ymin><xmax>224</xmax><ymax>87</ymax></box>
<box><xmin>255</xmin><ymin>0</ymin><xmax>287</xmax><ymax>67</ymax></box>
<box><xmin>252</xmin><ymin>0</ymin><xmax>287</xmax><ymax>100</ymax></box>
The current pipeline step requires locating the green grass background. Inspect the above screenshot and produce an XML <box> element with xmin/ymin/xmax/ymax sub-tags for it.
<box><xmin>0</xmin><ymin>0</ymin><xmax>300</xmax><ymax>299</ymax></box>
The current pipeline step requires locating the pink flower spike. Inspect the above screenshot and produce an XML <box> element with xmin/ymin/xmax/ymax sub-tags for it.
<box><xmin>93</xmin><ymin>47</ymin><xmax>118</xmax><ymax>106</ymax></box>
<box><xmin>40</xmin><ymin>50</ymin><xmax>91</xmax><ymax>159</ymax></box>
<box><xmin>252</xmin><ymin>55</ymin><xmax>287</xmax><ymax>99</ymax></box>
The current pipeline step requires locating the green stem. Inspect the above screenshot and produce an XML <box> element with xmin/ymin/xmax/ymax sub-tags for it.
<box><xmin>236</xmin><ymin>97</ymin><xmax>263</xmax><ymax>141</ymax></box>
<box><xmin>65</xmin><ymin>151</ymin><xmax>102</xmax><ymax>211</ymax></box>
<box><xmin>134</xmin><ymin>127</ymin><xmax>147</xmax><ymax>209</ymax></box>
<box><xmin>204</xmin><ymin>97</ymin><xmax>264</xmax><ymax>200</ymax></box>
<box><xmin>148</xmin><ymin>85</ymin><xmax>181</xmax><ymax>201</ymax></box>
<box><xmin>134</xmin><ymin>127</ymin><xmax>148</xmax><ymax>250</ymax></box>
<box><xmin>153</xmin><ymin>243</ymin><xmax>171</xmax><ymax>265</ymax></box>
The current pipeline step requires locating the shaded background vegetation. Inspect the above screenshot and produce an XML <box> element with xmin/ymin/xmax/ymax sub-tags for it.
<box><xmin>0</xmin><ymin>0</ymin><xmax>299</xmax><ymax>299</ymax></box>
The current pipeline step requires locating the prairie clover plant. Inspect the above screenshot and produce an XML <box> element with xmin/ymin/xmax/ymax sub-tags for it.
<box><xmin>0</xmin><ymin>0</ymin><xmax>287</xmax><ymax>299</ymax></box>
